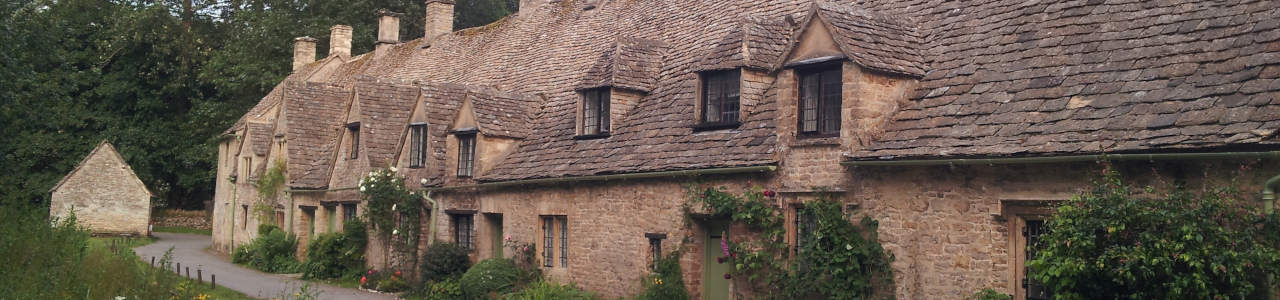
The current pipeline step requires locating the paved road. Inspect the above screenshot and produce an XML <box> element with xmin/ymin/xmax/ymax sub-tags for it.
<box><xmin>134</xmin><ymin>232</ymin><xmax>397</xmax><ymax>300</ymax></box>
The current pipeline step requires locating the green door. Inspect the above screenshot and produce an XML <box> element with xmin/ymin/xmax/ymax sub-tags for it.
<box><xmin>488</xmin><ymin>214</ymin><xmax>504</xmax><ymax>258</ymax></box>
<box><xmin>702</xmin><ymin>223</ymin><xmax>730</xmax><ymax>300</ymax></box>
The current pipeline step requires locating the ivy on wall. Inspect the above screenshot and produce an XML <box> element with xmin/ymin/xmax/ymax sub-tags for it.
<box><xmin>683</xmin><ymin>185</ymin><xmax>895</xmax><ymax>300</ymax></box>
<box><xmin>359</xmin><ymin>167</ymin><xmax>424</xmax><ymax>274</ymax></box>
<box><xmin>251</xmin><ymin>159</ymin><xmax>286</xmax><ymax>225</ymax></box>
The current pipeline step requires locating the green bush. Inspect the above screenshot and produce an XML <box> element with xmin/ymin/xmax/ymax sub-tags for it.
<box><xmin>232</xmin><ymin>224</ymin><xmax>301</xmax><ymax>273</ymax></box>
<box><xmin>415</xmin><ymin>277</ymin><xmax>465</xmax><ymax>300</ymax></box>
<box><xmin>1028</xmin><ymin>170</ymin><xmax>1280</xmax><ymax>299</ymax></box>
<box><xmin>301</xmin><ymin>218</ymin><xmax>367</xmax><ymax>280</ymax></box>
<box><xmin>420</xmin><ymin>242</ymin><xmax>473</xmax><ymax>283</ymax></box>
<box><xmin>785</xmin><ymin>199</ymin><xmax>894</xmax><ymax>300</ymax></box>
<box><xmin>460</xmin><ymin>258</ymin><xmax>521</xmax><ymax>298</ymax></box>
<box><xmin>968</xmin><ymin>288</ymin><xmax>1011</xmax><ymax>300</ymax></box>
<box><xmin>503</xmin><ymin>281</ymin><xmax>598</xmax><ymax>300</ymax></box>
<box><xmin>636</xmin><ymin>252</ymin><xmax>688</xmax><ymax>300</ymax></box>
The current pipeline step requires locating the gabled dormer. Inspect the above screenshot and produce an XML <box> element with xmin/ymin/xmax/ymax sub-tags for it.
<box><xmin>575</xmin><ymin>37</ymin><xmax>668</xmax><ymax>139</ymax></box>
<box><xmin>445</xmin><ymin>90</ymin><xmax>534</xmax><ymax>180</ymax></box>
<box><xmin>775</xmin><ymin>2</ymin><xmax>925</xmax><ymax>148</ymax></box>
<box><xmin>691</xmin><ymin>17</ymin><xmax>791</xmax><ymax>132</ymax></box>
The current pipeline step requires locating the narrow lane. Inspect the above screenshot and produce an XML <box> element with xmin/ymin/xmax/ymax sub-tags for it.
<box><xmin>133</xmin><ymin>232</ymin><xmax>396</xmax><ymax>300</ymax></box>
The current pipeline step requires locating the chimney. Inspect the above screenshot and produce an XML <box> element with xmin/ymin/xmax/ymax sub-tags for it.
<box><xmin>329</xmin><ymin>25</ymin><xmax>352</xmax><ymax>58</ymax></box>
<box><xmin>292</xmin><ymin>37</ymin><xmax>317</xmax><ymax>71</ymax></box>
<box><xmin>424</xmin><ymin>0</ymin><xmax>454</xmax><ymax>39</ymax></box>
<box><xmin>376</xmin><ymin>10</ymin><xmax>401</xmax><ymax>53</ymax></box>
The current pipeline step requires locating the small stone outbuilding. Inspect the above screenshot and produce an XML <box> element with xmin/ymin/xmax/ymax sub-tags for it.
<box><xmin>50</xmin><ymin>141</ymin><xmax>152</xmax><ymax>235</ymax></box>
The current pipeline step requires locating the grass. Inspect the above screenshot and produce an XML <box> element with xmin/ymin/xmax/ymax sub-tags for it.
<box><xmin>89</xmin><ymin>236</ymin><xmax>155</xmax><ymax>250</ymax></box>
<box><xmin>155</xmin><ymin>225</ymin><xmax>213</xmax><ymax>235</ymax></box>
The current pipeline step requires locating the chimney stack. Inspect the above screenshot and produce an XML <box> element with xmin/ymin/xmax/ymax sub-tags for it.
<box><xmin>329</xmin><ymin>25</ymin><xmax>352</xmax><ymax>57</ymax></box>
<box><xmin>292</xmin><ymin>37</ymin><xmax>317</xmax><ymax>71</ymax></box>
<box><xmin>376</xmin><ymin>10</ymin><xmax>402</xmax><ymax>53</ymax></box>
<box><xmin>424</xmin><ymin>0</ymin><xmax>454</xmax><ymax>39</ymax></box>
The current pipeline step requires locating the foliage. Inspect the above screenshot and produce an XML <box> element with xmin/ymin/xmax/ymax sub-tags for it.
<box><xmin>460</xmin><ymin>258</ymin><xmax>522</xmax><ymax>298</ymax></box>
<box><xmin>0</xmin><ymin>205</ymin><xmax>251</xmax><ymax>299</ymax></box>
<box><xmin>1028</xmin><ymin>168</ymin><xmax>1280</xmax><ymax>299</ymax></box>
<box><xmin>360</xmin><ymin>167</ymin><xmax>424</xmax><ymax>271</ymax></box>
<box><xmin>685</xmin><ymin>185</ymin><xmax>894</xmax><ymax>300</ymax></box>
<box><xmin>301</xmin><ymin>218</ymin><xmax>368</xmax><ymax>280</ymax></box>
<box><xmin>967</xmin><ymin>288</ymin><xmax>1011</xmax><ymax>300</ymax></box>
<box><xmin>361</xmin><ymin>268</ymin><xmax>410</xmax><ymax>292</ymax></box>
<box><xmin>0</xmin><ymin>0</ymin><xmax>519</xmax><ymax>209</ymax></box>
<box><xmin>504</xmin><ymin>236</ymin><xmax>542</xmax><ymax>284</ymax></box>
<box><xmin>503</xmin><ymin>281</ymin><xmax>599</xmax><ymax>300</ymax></box>
<box><xmin>636</xmin><ymin>252</ymin><xmax>689</xmax><ymax>300</ymax></box>
<box><xmin>252</xmin><ymin>159</ymin><xmax>287</xmax><ymax>224</ymax></box>
<box><xmin>413</xmin><ymin>277</ymin><xmax>465</xmax><ymax>300</ymax></box>
<box><xmin>420</xmin><ymin>242</ymin><xmax>473</xmax><ymax>284</ymax></box>
<box><xmin>232</xmin><ymin>224</ymin><xmax>301</xmax><ymax>273</ymax></box>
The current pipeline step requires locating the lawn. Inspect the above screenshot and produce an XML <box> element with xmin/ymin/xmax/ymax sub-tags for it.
<box><xmin>155</xmin><ymin>225</ymin><xmax>213</xmax><ymax>235</ymax></box>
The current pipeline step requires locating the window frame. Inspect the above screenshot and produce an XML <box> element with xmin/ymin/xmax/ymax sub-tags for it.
<box><xmin>578</xmin><ymin>88</ymin><xmax>611</xmax><ymax>138</ymax></box>
<box><xmin>540</xmin><ymin>215</ymin><xmax>569</xmax><ymax>268</ymax></box>
<box><xmin>342</xmin><ymin>204</ymin><xmax>357</xmax><ymax>223</ymax></box>
<box><xmin>452</xmin><ymin>213</ymin><xmax>475</xmax><ymax>251</ymax></box>
<box><xmin>347</xmin><ymin>122</ymin><xmax>361</xmax><ymax>159</ymax></box>
<box><xmin>456</xmin><ymin>133</ymin><xmax>476</xmax><ymax>178</ymax></box>
<box><xmin>796</xmin><ymin>64</ymin><xmax>842</xmax><ymax>137</ymax></box>
<box><xmin>409</xmin><ymin>123</ymin><xmax>428</xmax><ymax>168</ymax></box>
<box><xmin>645</xmin><ymin>233</ymin><xmax>667</xmax><ymax>270</ymax></box>
<box><xmin>697</xmin><ymin>69</ymin><xmax>742</xmax><ymax>130</ymax></box>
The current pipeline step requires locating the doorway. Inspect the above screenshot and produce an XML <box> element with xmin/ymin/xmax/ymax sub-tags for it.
<box><xmin>485</xmin><ymin>213</ymin><xmax>504</xmax><ymax>259</ymax></box>
<box><xmin>702</xmin><ymin>220</ymin><xmax>730</xmax><ymax>300</ymax></box>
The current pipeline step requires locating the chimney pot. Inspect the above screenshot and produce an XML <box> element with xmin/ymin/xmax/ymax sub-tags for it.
<box><xmin>292</xmin><ymin>37</ymin><xmax>317</xmax><ymax>71</ymax></box>
<box><xmin>329</xmin><ymin>25</ymin><xmax>352</xmax><ymax>58</ymax></box>
<box><xmin>424</xmin><ymin>0</ymin><xmax>455</xmax><ymax>39</ymax></box>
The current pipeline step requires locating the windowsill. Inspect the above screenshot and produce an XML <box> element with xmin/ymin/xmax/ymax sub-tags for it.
<box><xmin>691</xmin><ymin>122</ymin><xmax>740</xmax><ymax>132</ymax></box>
<box><xmin>793</xmin><ymin>136</ymin><xmax>841</xmax><ymax>147</ymax></box>
<box><xmin>408</xmin><ymin>165</ymin><xmax>424</xmax><ymax>169</ymax></box>
<box><xmin>572</xmin><ymin>132</ymin><xmax>611</xmax><ymax>140</ymax></box>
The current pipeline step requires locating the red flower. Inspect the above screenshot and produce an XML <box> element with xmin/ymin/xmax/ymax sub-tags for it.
<box><xmin>360</xmin><ymin>276</ymin><xmax>368</xmax><ymax>285</ymax></box>
<box><xmin>394</xmin><ymin>270</ymin><xmax>402</xmax><ymax>277</ymax></box>
<box><xmin>717</xmin><ymin>257</ymin><xmax>725</xmax><ymax>264</ymax></box>
<box><xmin>723</xmin><ymin>273</ymin><xmax>732</xmax><ymax>279</ymax></box>
<box><xmin>763</xmin><ymin>190</ymin><xmax>775</xmax><ymax>197</ymax></box>
<box><xmin>367</xmin><ymin>269</ymin><xmax>375</xmax><ymax>275</ymax></box>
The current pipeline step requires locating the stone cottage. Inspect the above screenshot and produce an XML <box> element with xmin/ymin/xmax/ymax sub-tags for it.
<box><xmin>51</xmin><ymin>141</ymin><xmax>152</xmax><ymax>236</ymax></box>
<box><xmin>211</xmin><ymin>0</ymin><xmax>1280</xmax><ymax>299</ymax></box>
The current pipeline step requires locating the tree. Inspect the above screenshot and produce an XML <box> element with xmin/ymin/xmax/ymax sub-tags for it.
<box><xmin>1028</xmin><ymin>167</ymin><xmax>1280</xmax><ymax>299</ymax></box>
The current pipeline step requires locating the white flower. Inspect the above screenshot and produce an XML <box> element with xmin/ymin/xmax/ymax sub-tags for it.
<box><xmin>390</xmin><ymin>166</ymin><xmax>397</xmax><ymax>172</ymax></box>
<box><xmin>420</xmin><ymin>178</ymin><xmax>428</xmax><ymax>185</ymax></box>
<box><xmin>393</xmin><ymin>229</ymin><xmax>399</xmax><ymax>235</ymax></box>
<box><xmin>360</xmin><ymin>186</ymin><xmax>366</xmax><ymax>192</ymax></box>
<box><xmin>845</xmin><ymin>244</ymin><xmax>853</xmax><ymax>251</ymax></box>
<box><xmin>392</xmin><ymin>204</ymin><xmax>397</xmax><ymax>211</ymax></box>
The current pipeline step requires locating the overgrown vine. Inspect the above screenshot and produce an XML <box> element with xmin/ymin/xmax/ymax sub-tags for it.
<box><xmin>252</xmin><ymin>159</ymin><xmax>286</xmax><ymax>225</ymax></box>
<box><xmin>684</xmin><ymin>185</ymin><xmax>895</xmax><ymax>300</ymax></box>
<box><xmin>359</xmin><ymin>167</ymin><xmax>424</xmax><ymax>274</ymax></box>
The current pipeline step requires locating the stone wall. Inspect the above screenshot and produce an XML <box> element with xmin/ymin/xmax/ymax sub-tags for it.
<box><xmin>50</xmin><ymin>143</ymin><xmax>151</xmax><ymax>236</ymax></box>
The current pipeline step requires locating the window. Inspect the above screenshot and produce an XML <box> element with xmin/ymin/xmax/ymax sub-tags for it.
<box><xmin>275</xmin><ymin>211</ymin><xmax>285</xmax><ymax>229</ymax></box>
<box><xmin>581</xmin><ymin>88</ymin><xmax>610</xmax><ymax>136</ymax></box>
<box><xmin>302</xmin><ymin>207</ymin><xmax>316</xmax><ymax>237</ymax></box>
<box><xmin>241</xmin><ymin>157</ymin><xmax>252</xmax><ymax>180</ymax></box>
<box><xmin>452</xmin><ymin>213</ymin><xmax>474</xmax><ymax>250</ymax></box>
<box><xmin>1023</xmin><ymin>219</ymin><xmax>1051</xmax><ymax>300</ymax></box>
<box><xmin>541</xmin><ymin>215</ymin><xmax>568</xmax><ymax>267</ymax></box>
<box><xmin>794</xmin><ymin>207</ymin><xmax>815</xmax><ymax>256</ymax></box>
<box><xmin>646</xmin><ymin>233</ymin><xmax>667</xmax><ymax>270</ymax></box>
<box><xmin>798</xmin><ymin>66</ymin><xmax>841</xmax><ymax>136</ymax></box>
<box><xmin>325</xmin><ymin>205</ymin><xmax>337</xmax><ymax>233</ymax></box>
<box><xmin>241</xmin><ymin>205</ymin><xmax>249</xmax><ymax>230</ymax></box>
<box><xmin>456</xmin><ymin>134</ymin><xmax>475</xmax><ymax>177</ymax></box>
<box><xmin>342</xmin><ymin>204</ymin><xmax>357</xmax><ymax>223</ymax></box>
<box><xmin>409</xmin><ymin>123</ymin><xmax>428</xmax><ymax>168</ymax></box>
<box><xmin>347</xmin><ymin>123</ymin><xmax>361</xmax><ymax>159</ymax></box>
<box><xmin>701</xmin><ymin>70</ymin><xmax>741</xmax><ymax>125</ymax></box>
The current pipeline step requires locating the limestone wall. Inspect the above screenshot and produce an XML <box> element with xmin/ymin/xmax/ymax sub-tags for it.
<box><xmin>50</xmin><ymin>144</ymin><xmax>151</xmax><ymax>236</ymax></box>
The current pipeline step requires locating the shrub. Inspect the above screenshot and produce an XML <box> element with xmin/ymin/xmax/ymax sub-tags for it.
<box><xmin>785</xmin><ymin>199</ymin><xmax>894</xmax><ymax>299</ymax></box>
<box><xmin>361</xmin><ymin>268</ymin><xmax>410</xmax><ymax>292</ymax></box>
<box><xmin>503</xmin><ymin>281</ymin><xmax>598</xmax><ymax>300</ymax></box>
<box><xmin>636</xmin><ymin>252</ymin><xmax>688</xmax><ymax>300</ymax></box>
<box><xmin>460</xmin><ymin>258</ymin><xmax>521</xmax><ymax>298</ymax></box>
<box><xmin>420</xmin><ymin>242</ymin><xmax>473</xmax><ymax>283</ymax></box>
<box><xmin>1028</xmin><ymin>170</ymin><xmax>1280</xmax><ymax>299</ymax></box>
<box><xmin>416</xmin><ymin>277</ymin><xmax>464</xmax><ymax>300</ymax></box>
<box><xmin>301</xmin><ymin>218</ymin><xmax>367</xmax><ymax>280</ymax></box>
<box><xmin>968</xmin><ymin>288</ymin><xmax>1011</xmax><ymax>300</ymax></box>
<box><xmin>232</xmin><ymin>224</ymin><xmax>300</xmax><ymax>273</ymax></box>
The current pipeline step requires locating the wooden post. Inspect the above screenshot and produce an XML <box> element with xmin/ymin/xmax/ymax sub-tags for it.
<box><xmin>176</xmin><ymin>262</ymin><xmax>181</xmax><ymax>274</ymax></box>
<box><xmin>211</xmin><ymin>274</ymin><xmax>216</xmax><ymax>288</ymax></box>
<box><xmin>151</xmin><ymin>256</ymin><xmax>155</xmax><ymax>267</ymax></box>
<box><xmin>185</xmin><ymin>266</ymin><xmax>190</xmax><ymax>278</ymax></box>
<box><xmin>197</xmin><ymin>268</ymin><xmax>202</xmax><ymax>284</ymax></box>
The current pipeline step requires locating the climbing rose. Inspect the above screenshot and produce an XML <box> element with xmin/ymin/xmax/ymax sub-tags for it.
<box><xmin>361</xmin><ymin>276</ymin><xmax>368</xmax><ymax>285</ymax></box>
<box><xmin>763</xmin><ymin>190</ymin><xmax>775</xmax><ymax>197</ymax></box>
<box><xmin>724</xmin><ymin>273</ymin><xmax>732</xmax><ymax>279</ymax></box>
<box><xmin>720</xmin><ymin>233</ymin><xmax>730</xmax><ymax>257</ymax></box>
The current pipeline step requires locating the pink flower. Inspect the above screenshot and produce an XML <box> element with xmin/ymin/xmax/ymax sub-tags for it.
<box><xmin>717</xmin><ymin>257</ymin><xmax>725</xmax><ymax>264</ymax></box>
<box><xmin>763</xmin><ymin>190</ymin><xmax>775</xmax><ymax>197</ymax></box>
<box><xmin>720</xmin><ymin>233</ymin><xmax>730</xmax><ymax>257</ymax></box>
<box><xmin>723</xmin><ymin>273</ymin><xmax>732</xmax><ymax>279</ymax></box>
<box><xmin>361</xmin><ymin>276</ymin><xmax>368</xmax><ymax>285</ymax></box>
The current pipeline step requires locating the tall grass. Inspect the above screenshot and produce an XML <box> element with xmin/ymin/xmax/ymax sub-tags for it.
<box><xmin>0</xmin><ymin>205</ymin><xmax>245</xmax><ymax>299</ymax></box>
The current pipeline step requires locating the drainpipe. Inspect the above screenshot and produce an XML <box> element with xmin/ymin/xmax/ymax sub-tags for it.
<box><xmin>1263</xmin><ymin>174</ymin><xmax>1279</xmax><ymax>215</ymax></box>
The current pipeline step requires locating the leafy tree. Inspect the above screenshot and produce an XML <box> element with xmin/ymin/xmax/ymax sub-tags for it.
<box><xmin>1029</xmin><ymin>168</ymin><xmax>1280</xmax><ymax>299</ymax></box>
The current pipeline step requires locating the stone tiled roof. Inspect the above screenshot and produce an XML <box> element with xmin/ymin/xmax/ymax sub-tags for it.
<box><xmin>808</xmin><ymin>2</ymin><xmax>926</xmax><ymax>77</ymax></box>
<box><xmin>246</xmin><ymin>122</ymin><xmax>275</xmax><ymax>157</ymax></box>
<box><xmin>696</xmin><ymin>17</ymin><xmax>792</xmax><ymax>72</ymax></box>
<box><xmin>283</xmin><ymin>81</ymin><xmax>352</xmax><ymax>189</ymax></box>
<box><xmin>847</xmin><ymin>0</ymin><xmax>1280</xmax><ymax>160</ymax></box>
<box><xmin>469</xmin><ymin>89</ymin><xmax>537</xmax><ymax>139</ymax></box>
<box><xmin>577</xmin><ymin>37</ymin><xmax>669</xmax><ymax>93</ymax></box>
<box><xmin>354</xmin><ymin>77</ymin><xmax>419</xmax><ymax>168</ymax></box>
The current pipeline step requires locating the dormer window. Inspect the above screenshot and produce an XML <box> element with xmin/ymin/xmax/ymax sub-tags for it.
<box><xmin>347</xmin><ymin>122</ymin><xmax>360</xmax><ymax>159</ymax></box>
<box><xmin>699</xmin><ymin>69</ymin><xmax>741</xmax><ymax>128</ymax></box>
<box><xmin>409</xmin><ymin>123</ymin><xmax>427</xmax><ymax>168</ymax></box>
<box><xmin>456</xmin><ymin>133</ymin><xmax>475</xmax><ymax>177</ymax></box>
<box><xmin>579</xmin><ymin>88</ymin><xmax>610</xmax><ymax>137</ymax></box>
<box><xmin>798</xmin><ymin>65</ymin><xmax>841</xmax><ymax>137</ymax></box>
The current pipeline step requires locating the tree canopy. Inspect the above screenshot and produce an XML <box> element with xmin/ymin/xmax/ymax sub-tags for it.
<box><xmin>0</xmin><ymin>0</ymin><xmax>516</xmax><ymax>209</ymax></box>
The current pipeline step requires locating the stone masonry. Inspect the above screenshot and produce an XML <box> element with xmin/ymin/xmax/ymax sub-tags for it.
<box><xmin>50</xmin><ymin>141</ymin><xmax>152</xmax><ymax>236</ymax></box>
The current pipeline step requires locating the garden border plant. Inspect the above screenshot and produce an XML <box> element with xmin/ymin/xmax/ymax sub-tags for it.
<box><xmin>682</xmin><ymin>185</ymin><xmax>895</xmax><ymax>300</ymax></box>
<box><xmin>359</xmin><ymin>167</ymin><xmax>425</xmax><ymax>277</ymax></box>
